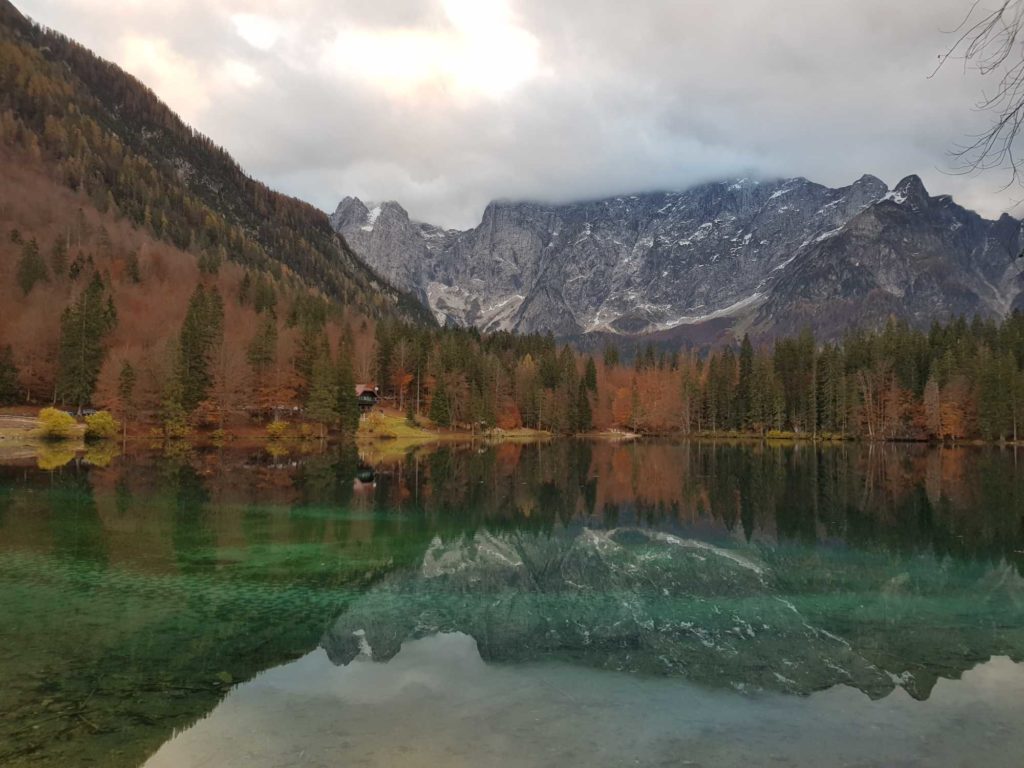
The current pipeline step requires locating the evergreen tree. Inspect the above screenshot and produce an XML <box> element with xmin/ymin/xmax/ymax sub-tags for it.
<box><xmin>305</xmin><ymin>351</ymin><xmax>338</xmax><ymax>438</ymax></box>
<box><xmin>0</xmin><ymin>345</ymin><xmax>19</xmax><ymax>405</ymax></box>
<box><xmin>430</xmin><ymin>377</ymin><xmax>452</xmax><ymax>427</ymax></box>
<box><xmin>575</xmin><ymin>381</ymin><xmax>593</xmax><ymax>432</ymax></box>
<box><xmin>252</xmin><ymin>276</ymin><xmax>276</xmax><ymax>314</ymax></box>
<box><xmin>17</xmin><ymin>237</ymin><xmax>47</xmax><ymax>295</ymax></box>
<box><xmin>737</xmin><ymin>334</ymin><xmax>754</xmax><ymax>428</ymax></box>
<box><xmin>294</xmin><ymin>319</ymin><xmax>329</xmax><ymax>398</ymax></box>
<box><xmin>176</xmin><ymin>285</ymin><xmax>224</xmax><ymax>412</ymax></box>
<box><xmin>247</xmin><ymin>313</ymin><xmax>277</xmax><ymax>378</ymax></box>
<box><xmin>56</xmin><ymin>273</ymin><xmax>117</xmax><ymax>410</ymax></box>
<box><xmin>584</xmin><ymin>356</ymin><xmax>598</xmax><ymax>392</ymax></box>
<box><xmin>334</xmin><ymin>349</ymin><xmax>360</xmax><ymax>438</ymax></box>
<box><xmin>160</xmin><ymin>371</ymin><xmax>189</xmax><ymax>438</ymax></box>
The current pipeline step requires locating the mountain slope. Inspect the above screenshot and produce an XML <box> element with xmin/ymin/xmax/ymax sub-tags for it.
<box><xmin>332</xmin><ymin>175</ymin><xmax>1024</xmax><ymax>339</ymax></box>
<box><xmin>0</xmin><ymin>0</ymin><xmax>432</xmax><ymax>326</ymax></box>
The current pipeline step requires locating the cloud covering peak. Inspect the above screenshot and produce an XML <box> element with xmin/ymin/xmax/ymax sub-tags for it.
<box><xmin>20</xmin><ymin>0</ymin><xmax>1016</xmax><ymax>227</ymax></box>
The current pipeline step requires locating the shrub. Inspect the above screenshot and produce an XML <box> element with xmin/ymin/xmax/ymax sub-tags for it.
<box><xmin>83</xmin><ymin>441</ymin><xmax>118</xmax><ymax>467</ymax></box>
<box><xmin>84</xmin><ymin>410</ymin><xmax>120</xmax><ymax>441</ymax></box>
<box><xmin>36</xmin><ymin>444</ymin><xmax>76</xmax><ymax>470</ymax></box>
<box><xmin>38</xmin><ymin>407</ymin><xmax>76</xmax><ymax>440</ymax></box>
<box><xmin>266</xmin><ymin>420</ymin><xmax>289</xmax><ymax>440</ymax></box>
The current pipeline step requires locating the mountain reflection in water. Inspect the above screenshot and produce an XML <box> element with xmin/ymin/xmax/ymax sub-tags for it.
<box><xmin>0</xmin><ymin>439</ymin><xmax>1022</xmax><ymax>767</ymax></box>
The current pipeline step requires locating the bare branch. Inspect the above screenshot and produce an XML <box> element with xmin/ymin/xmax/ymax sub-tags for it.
<box><xmin>938</xmin><ymin>1</ymin><xmax>1024</xmax><ymax>182</ymax></box>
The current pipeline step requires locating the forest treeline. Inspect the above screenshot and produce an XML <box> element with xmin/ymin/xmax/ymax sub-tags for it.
<box><xmin>6</xmin><ymin>237</ymin><xmax>1024</xmax><ymax>443</ymax></box>
<box><xmin>366</xmin><ymin>311</ymin><xmax>1024</xmax><ymax>441</ymax></box>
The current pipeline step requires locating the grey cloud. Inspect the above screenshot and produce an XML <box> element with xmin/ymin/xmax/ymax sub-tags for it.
<box><xmin>19</xmin><ymin>0</ymin><xmax>1018</xmax><ymax>228</ymax></box>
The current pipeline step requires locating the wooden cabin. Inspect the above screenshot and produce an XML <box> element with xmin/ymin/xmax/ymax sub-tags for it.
<box><xmin>355</xmin><ymin>384</ymin><xmax>379</xmax><ymax>413</ymax></box>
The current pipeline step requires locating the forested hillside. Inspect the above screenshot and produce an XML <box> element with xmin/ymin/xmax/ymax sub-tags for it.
<box><xmin>3</xmin><ymin>0</ymin><xmax>1024</xmax><ymax>444</ymax></box>
<box><xmin>0</xmin><ymin>0</ymin><xmax>432</xmax><ymax>426</ymax></box>
<box><xmin>0</xmin><ymin>0</ymin><xmax>429</xmax><ymax>324</ymax></box>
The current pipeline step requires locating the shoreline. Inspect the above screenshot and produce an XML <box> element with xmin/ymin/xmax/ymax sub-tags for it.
<box><xmin>1</xmin><ymin>413</ymin><xmax>1016</xmax><ymax>464</ymax></box>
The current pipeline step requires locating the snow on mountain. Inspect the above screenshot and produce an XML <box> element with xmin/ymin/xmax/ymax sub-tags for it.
<box><xmin>331</xmin><ymin>174</ymin><xmax>1024</xmax><ymax>340</ymax></box>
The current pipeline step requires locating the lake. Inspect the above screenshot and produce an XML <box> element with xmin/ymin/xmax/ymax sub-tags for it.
<box><xmin>1</xmin><ymin>440</ymin><xmax>1022</xmax><ymax>767</ymax></box>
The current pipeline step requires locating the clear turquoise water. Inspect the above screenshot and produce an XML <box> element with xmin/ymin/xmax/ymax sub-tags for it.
<box><xmin>0</xmin><ymin>441</ymin><xmax>1022</xmax><ymax>766</ymax></box>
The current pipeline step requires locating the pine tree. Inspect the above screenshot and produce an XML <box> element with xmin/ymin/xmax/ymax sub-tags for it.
<box><xmin>176</xmin><ymin>285</ymin><xmax>224</xmax><ymax>412</ymax></box>
<box><xmin>575</xmin><ymin>381</ymin><xmax>593</xmax><ymax>432</ymax></box>
<box><xmin>56</xmin><ymin>273</ymin><xmax>117</xmax><ymax>410</ymax></box>
<box><xmin>0</xmin><ymin>345</ymin><xmax>19</xmax><ymax>405</ymax></box>
<box><xmin>160</xmin><ymin>372</ymin><xmax>189</xmax><ymax>438</ymax></box>
<box><xmin>430</xmin><ymin>377</ymin><xmax>452</xmax><ymax>427</ymax></box>
<box><xmin>335</xmin><ymin>348</ymin><xmax>360</xmax><ymax>438</ymax></box>
<box><xmin>305</xmin><ymin>351</ymin><xmax>338</xmax><ymax>438</ymax></box>
<box><xmin>294</xmin><ymin>320</ymin><xmax>329</xmax><ymax>399</ymax></box>
<box><xmin>16</xmin><ymin>237</ymin><xmax>47</xmax><ymax>295</ymax></box>
<box><xmin>737</xmin><ymin>334</ymin><xmax>754</xmax><ymax>428</ymax></box>
<box><xmin>584</xmin><ymin>356</ymin><xmax>598</xmax><ymax>392</ymax></box>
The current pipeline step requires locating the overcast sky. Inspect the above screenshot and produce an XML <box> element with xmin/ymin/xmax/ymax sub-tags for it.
<box><xmin>18</xmin><ymin>0</ymin><xmax>1021</xmax><ymax>228</ymax></box>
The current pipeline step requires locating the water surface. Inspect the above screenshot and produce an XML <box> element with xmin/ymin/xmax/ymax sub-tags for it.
<box><xmin>1</xmin><ymin>440</ymin><xmax>1022</xmax><ymax>766</ymax></box>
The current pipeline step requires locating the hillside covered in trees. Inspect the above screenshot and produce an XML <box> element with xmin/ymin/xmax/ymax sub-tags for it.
<box><xmin>3</xmin><ymin>0</ymin><xmax>1024</xmax><ymax>444</ymax></box>
<box><xmin>0</xmin><ymin>0</ymin><xmax>429</xmax><ymax>323</ymax></box>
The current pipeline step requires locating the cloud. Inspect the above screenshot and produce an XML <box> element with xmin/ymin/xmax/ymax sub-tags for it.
<box><xmin>17</xmin><ymin>0</ymin><xmax>1019</xmax><ymax>228</ymax></box>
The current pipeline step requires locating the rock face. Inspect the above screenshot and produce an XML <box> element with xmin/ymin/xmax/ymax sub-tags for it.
<box><xmin>331</xmin><ymin>175</ymin><xmax>1024</xmax><ymax>340</ymax></box>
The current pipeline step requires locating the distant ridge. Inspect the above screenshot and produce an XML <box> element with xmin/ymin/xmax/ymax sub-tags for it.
<box><xmin>332</xmin><ymin>175</ymin><xmax>1024</xmax><ymax>340</ymax></box>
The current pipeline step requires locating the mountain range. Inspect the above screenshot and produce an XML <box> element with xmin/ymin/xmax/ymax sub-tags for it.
<box><xmin>332</xmin><ymin>174</ymin><xmax>1024</xmax><ymax>340</ymax></box>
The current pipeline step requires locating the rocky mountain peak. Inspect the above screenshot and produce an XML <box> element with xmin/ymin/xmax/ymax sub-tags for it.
<box><xmin>331</xmin><ymin>174</ymin><xmax>1024</xmax><ymax>340</ymax></box>
<box><xmin>330</xmin><ymin>196</ymin><xmax>370</xmax><ymax>230</ymax></box>
<box><xmin>885</xmin><ymin>175</ymin><xmax>930</xmax><ymax>210</ymax></box>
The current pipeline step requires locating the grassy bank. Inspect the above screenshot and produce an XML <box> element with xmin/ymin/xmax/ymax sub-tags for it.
<box><xmin>0</xmin><ymin>416</ymin><xmax>86</xmax><ymax>461</ymax></box>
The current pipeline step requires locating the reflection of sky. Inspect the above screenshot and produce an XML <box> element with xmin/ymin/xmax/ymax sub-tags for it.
<box><xmin>148</xmin><ymin>633</ymin><xmax>1024</xmax><ymax>767</ymax></box>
